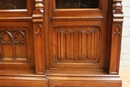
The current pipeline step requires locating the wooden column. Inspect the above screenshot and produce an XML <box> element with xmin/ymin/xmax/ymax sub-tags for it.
<box><xmin>109</xmin><ymin>0</ymin><xmax>123</xmax><ymax>74</ymax></box>
<box><xmin>33</xmin><ymin>0</ymin><xmax>45</xmax><ymax>74</ymax></box>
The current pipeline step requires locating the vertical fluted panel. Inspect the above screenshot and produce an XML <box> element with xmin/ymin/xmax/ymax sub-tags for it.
<box><xmin>56</xmin><ymin>30</ymin><xmax>75</xmax><ymax>60</ymax></box>
<box><xmin>54</xmin><ymin>27</ymin><xmax>100</xmax><ymax>62</ymax></box>
<box><xmin>78</xmin><ymin>29</ymin><xmax>99</xmax><ymax>60</ymax></box>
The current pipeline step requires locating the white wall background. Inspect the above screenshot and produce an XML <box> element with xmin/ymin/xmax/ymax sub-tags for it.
<box><xmin>120</xmin><ymin>0</ymin><xmax>130</xmax><ymax>67</ymax></box>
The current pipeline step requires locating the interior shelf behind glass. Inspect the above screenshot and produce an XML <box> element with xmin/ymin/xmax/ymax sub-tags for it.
<box><xmin>56</xmin><ymin>0</ymin><xmax>99</xmax><ymax>9</ymax></box>
<box><xmin>0</xmin><ymin>0</ymin><xmax>26</xmax><ymax>9</ymax></box>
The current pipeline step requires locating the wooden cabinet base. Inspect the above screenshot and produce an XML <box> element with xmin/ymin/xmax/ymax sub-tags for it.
<box><xmin>0</xmin><ymin>75</ymin><xmax>121</xmax><ymax>87</ymax></box>
<box><xmin>48</xmin><ymin>76</ymin><xmax>122</xmax><ymax>87</ymax></box>
<box><xmin>0</xmin><ymin>69</ymin><xmax>122</xmax><ymax>87</ymax></box>
<box><xmin>0</xmin><ymin>70</ymin><xmax>47</xmax><ymax>87</ymax></box>
<box><xmin>0</xmin><ymin>76</ymin><xmax>47</xmax><ymax>87</ymax></box>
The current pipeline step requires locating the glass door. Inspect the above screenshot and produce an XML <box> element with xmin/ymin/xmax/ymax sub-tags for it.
<box><xmin>0</xmin><ymin>0</ymin><xmax>33</xmax><ymax>17</ymax></box>
<box><xmin>56</xmin><ymin>0</ymin><xmax>99</xmax><ymax>8</ymax></box>
<box><xmin>0</xmin><ymin>0</ymin><xmax>27</xmax><ymax>9</ymax></box>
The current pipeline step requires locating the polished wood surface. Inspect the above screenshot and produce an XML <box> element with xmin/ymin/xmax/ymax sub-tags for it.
<box><xmin>0</xmin><ymin>0</ymin><xmax>123</xmax><ymax>87</ymax></box>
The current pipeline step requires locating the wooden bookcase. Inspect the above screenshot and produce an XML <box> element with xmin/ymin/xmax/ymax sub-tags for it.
<box><xmin>0</xmin><ymin>0</ymin><xmax>123</xmax><ymax>87</ymax></box>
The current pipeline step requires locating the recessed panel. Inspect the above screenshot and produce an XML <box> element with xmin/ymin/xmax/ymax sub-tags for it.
<box><xmin>53</xmin><ymin>27</ymin><xmax>101</xmax><ymax>64</ymax></box>
<box><xmin>0</xmin><ymin>29</ymin><xmax>27</xmax><ymax>61</ymax></box>
<box><xmin>56</xmin><ymin>0</ymin><xmax>99</xmax><ymax>9</ymax></box>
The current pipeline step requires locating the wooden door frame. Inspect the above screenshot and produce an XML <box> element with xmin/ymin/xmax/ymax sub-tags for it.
<box><xmin>47</xmin><ymin>0</ymin><xmax>110</xmax><ymax>72</ymax></box>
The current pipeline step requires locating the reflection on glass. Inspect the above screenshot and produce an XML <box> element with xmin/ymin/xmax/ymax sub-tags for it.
<box><xmin>0</xmin><ymin>0</ymin><xmax>26</xmax><ymax>9</ymax></box>
<box><xmin>56</xmin><ymin>0</ymin><xmax>99</xmax><ymax>9</ymax></box>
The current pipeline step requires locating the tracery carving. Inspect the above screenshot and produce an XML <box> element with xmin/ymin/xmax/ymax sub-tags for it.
<box><xmin>0</xmin><ymin>30</ymin><xmax>26</xmax><ymax>45</ymax></box>
<box><xmin>35</xmin><ymin>24</ymin><xmax>42</xmax><ymax>35</ymax></box>
<box><xmin>0</xmin><ymin>29</ymin><xmax>27</xmax><ymax>60</ymax></box>
<box><xmin>113</xmin><ymin>24</ymin><xmax>121</xmax><ymax>35</ymax></box>
<box><xmin>14</xmin><ymin>30</ymin><xmax>26</xmax><ymax>45</ymax></box>
<box><xmin>0</xmin><ymin>31</ymin><xmax>13</xmax><ymax>45</ymax></box>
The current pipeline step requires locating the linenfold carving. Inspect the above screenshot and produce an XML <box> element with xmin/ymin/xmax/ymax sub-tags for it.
<box><xmin>56</xmin><ymin>30</ymin><xmax>76</xmax><ymax>60</ymax></box>
<box><xmin>78</xmin><ymin>29</ymin><xmax>100</xmax><ymax>60</ymax></box>
<box><xmin>54</xmin><ymin>27</ymin><xmax>100</xmax><ymax>63</ymax></box>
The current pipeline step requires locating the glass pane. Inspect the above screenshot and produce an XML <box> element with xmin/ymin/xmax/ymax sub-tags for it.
<box><xmin>56</xmin><ymin>0</ymin><xmax>99</xmax><ymax>9</ymax></box>
<box><xmin>0</xmin><ymin>0</ymin><xmax>27</xmax><ymax>9</ymax></box>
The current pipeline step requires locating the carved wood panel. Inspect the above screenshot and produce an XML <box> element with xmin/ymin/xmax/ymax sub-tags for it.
<box><xmin>54</xmin><ymin>29</ymin><xmax>76</xmax><ymax>60</ymax></box>
<box><xmin>0</xmin><ymin>28</ymin><xmax>28</xmax><ymax>63</ymax></box>
<box><xmin>48</xmin><ymin>0</ymin><xmax>108</xmax><ymax>70</ymax></box>
<box><xmin>51</xmin><ymin>26</ymin><xmax>101</xmax><ymax>68</ymax></box>
<box><xmin>78</xmin><ymin>29</ymin><xmax>100</xmax><ymax>60</ymax></box>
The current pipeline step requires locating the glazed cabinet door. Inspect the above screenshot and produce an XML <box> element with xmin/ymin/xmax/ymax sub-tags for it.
<box><xmin>48</xmin><ymin>0</ymin><xmax>109</xmax><ymax>70</ymax></box>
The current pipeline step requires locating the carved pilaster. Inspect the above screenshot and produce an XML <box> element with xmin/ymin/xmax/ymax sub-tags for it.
<box><xmin>33</xmin><ymin>0</ymin><xmax>45</xmax><ymax>74</ymax></box>
<box><xmin>109</xmin><ymin>0</ymin><xmax>123</xmax><ymax>74</ymax></box>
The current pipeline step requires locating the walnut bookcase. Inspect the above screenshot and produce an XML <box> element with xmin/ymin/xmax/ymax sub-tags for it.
<box><xmin>0</xmin><ymin>0</ymin><xmax>123</xmax><ymax>87</ymax></box>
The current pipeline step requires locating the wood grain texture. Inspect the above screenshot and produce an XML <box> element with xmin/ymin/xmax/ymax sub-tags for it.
<box><xmin>50</xmin><ymin>26</ymin><xmax>102</xmax><ymax>69</ymax></box>
<box><xmin>0</xmin><ymin>75</ymin><xmax>47</xmax><ymax>87</ymax></box>
<box><xmin>48</xmin><ymin>76</ymin><xmax>122</xmax><ymax>87</ymax></box>
<box><xmin>48</xmin><ymin>0</ymin><xmax>108</xmax><ymax>70</ymax></box>
<box><xmin>54</xmin><ymin>27</ymin><xmax>100</xmax><ymax>61</ymax></box>
<box><xmin>109</xmin><ymin>0</ymin><xmax>123</xmax><ymax>75</ymax></box>
<box><xmin>33</xmin><ymin>0</ymin><xmax>46</xmax><ymax>74</ymax></box>
<box><xmin>0</xmin><ymin>29</ymin><xmax>27</xmax><ymax>60</ymax></box>
<box><xmin>0</xmin><ymin>0</ymin><xmax>123</xmax><ymax>87</ymax></box>
<box><xmin>0</xmin><ymin>22</ymin><xmax>34</xmax><ymax>70</ymax></box>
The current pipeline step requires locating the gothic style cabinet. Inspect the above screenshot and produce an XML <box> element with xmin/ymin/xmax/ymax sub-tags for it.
<box><xmin>0</xmin><ymin>0</ymin><xmax>123</xmax><ymax>87</ymax></box>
